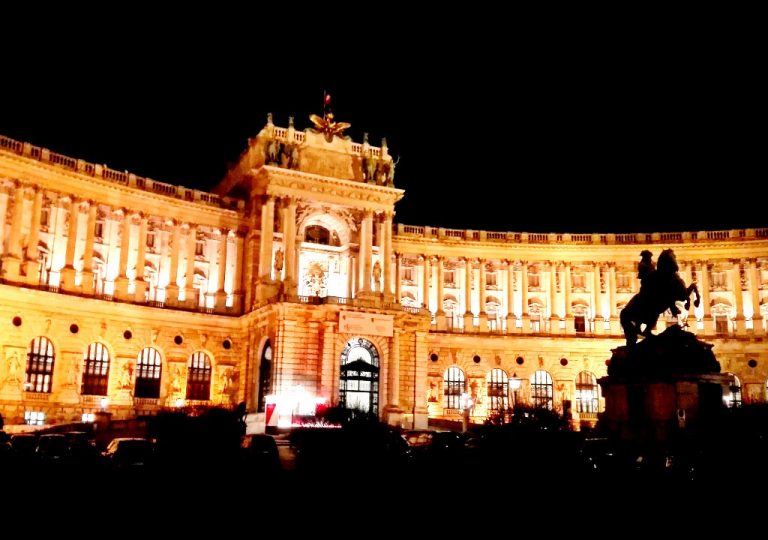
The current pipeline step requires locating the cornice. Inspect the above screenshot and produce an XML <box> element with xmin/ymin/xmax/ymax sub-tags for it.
<box><xmin>261</xmin><ymin>166</ymin><xmax>404</xmax><ymax>209</ymax></box>
<box><xmin>0</xmin><ymin>152</ymin><xmax>244</xmax><ymax>228</ymax></box>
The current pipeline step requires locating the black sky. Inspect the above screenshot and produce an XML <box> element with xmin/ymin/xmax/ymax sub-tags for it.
<box><xmin>1</xmin><ymin>12</ymin><xmax>764</xmax><ymax>233</ymax></box>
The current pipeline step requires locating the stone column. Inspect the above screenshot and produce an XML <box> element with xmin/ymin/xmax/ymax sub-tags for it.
<box><xmin>80</xmin><ymin>202</ymin><xmax>98</xmax><ymax>294</ymax></box>
<box><xmin>748</xmin><ymin>259</ymin><xmax>764</xmax><ymax>335</ymax></box>
<box><xmin>114</xmin><ymin>209</ymin><xmax>132</xmax><ymax>300</ymax></box>
<box><xmin>1</xmin><ymin>184</ymin><xmax>26</xmax><ymax>280</ymax></box>
<box><xmin>564</xmin><ymin>263</ymin><xmax>574</xmax><ymax>334</ymax></box>
<box><xmin>422</xmin><ymin>255</ymin><xmax>431</xmax><ymax>313</ymax></box>
<box><xmin>259</xmin><ymin>196</ymin><xmax>275</xmax><ymax>281</ymax></box>
<box><xmin>436</xmin><ymin>256</ymin><xmax>446</xmax><ymax>329</ymax></box>
<box><xmin>359</xmin><ymin>210</ymin><xmax>373</xmax><ymax>293</ymax></box>
<box><xmin>385</xmin><ymin>329</ymin><xmax>402</xmax><ymax>425</ymax></box>
<box><xmin>700</xmin><ymin>261</ymin><xmax>713</xmax><ymax>334</ymax></box>
<box><xmin>609</xmin><ymin>264</ymin><xmax>620</xmax><ymax>334</ymax></box>
<box><xmin>133</xmin><ymin>214</ymin><xmax>149</xmax><ymax>302</ymax></box>
<box><xmin>215</xmin><ymin>229</ymin><xmax>229</xmax><ymax>310</ymax></box>
<box><xmin>506</xmin><ymin>261</ymin><xmax>515</xmax><ymax>331</ymax></box>
<box><xmin>0</xmin><ymin>186</ymin><xmax>9</xmax><ymax>257</ymax></box>
<box><xmin>395</xmin><ymin>252</ymin><xmax>402</xmax><ymax>304</ymax></box>
<box><xmin>184</xmin><ymin>225</ymin><xmax>198</xmax><ymax>307</ymax></box>
<box><xmin>413</xmin><ymin>331</ymin><xmax>429</xmax><ymax>429</ymax></box>
<box><xmin>382</xmin><ymin>212</ymin><xmax>393</xmax><ymax>298</ymax></box>
<box><xmin>463</xmin><ymin>258</ymin><xmax>474</xmax><ymax>331</ymax></box>
<box><xmin>593</xmin><ymin>263</ymin><xmax>603</xmax><ymax>334</ymax></box>
<box><xmin>232</xmin><ymin>232</ymin><xmax>245</xmax><ymax>313</ymax></box>
<box><xmin>283</xmin><ymin>198</ymin><xmax>297</xmax><ymax>294</ymax></box>
<box><xmin>520</xmin><ymin>262</ymin><xmax>529</xmax><ymax>331</ymax></box>
<box><xmin>478</xmin><ymin>259</ymin><xmax>488</xmax><ymax>332</ymax></box>
<box><xmin>680</xmin><ymin>262</ymin><xmax>694</xmax><ymax>321</ymax></box>
<box><xmin>550</xmin><ymin>262</ymin><xmax>559</xmax><ymax>333</ymax></box>
<box><xmin>731</xmin><ymin>260</ymin><xmax>746</xmax><ymax>335</ymax></box>
<box><xmin>347</xmin><ymin>255</ymin><xmax>355</xmax><ymax>298</ymax></box>
<box><xmin>24</xmin><ymin>186</ymin><xmax>43</xmax><ymax>285</ymax></box>
<box><xmin>60</xmin><ymin>196</ymin><xmax>81</xmax><ymax>292</ymax></box>
<box><xmin>319</xmin><ymin>321</ymin><xmax>337</xmax><ymax>401</ymax></box>
<box><xmin>166</xmin><ymin>222</ymin><xmax>181</xmax><ymax>305</ymax></box>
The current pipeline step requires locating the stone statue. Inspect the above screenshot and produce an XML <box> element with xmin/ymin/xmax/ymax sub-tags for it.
<box><xmin>372</xmin><ymin>260</ymin><xmax>382</xmax><ymax>287</ymax></box>
<box><xmin>274</xmin><ymin>248</ymin><xmax>284</xmax><ymax>274</ymax></box>
<box><xmin>5</xmin><ymin>351</ymin><xmax>22</xmax><ymax>385</ymax></box>
<box><xmin>620</xmin><ymin>249</ymin><xmax>701</xmax><ymax>346</ymax></box>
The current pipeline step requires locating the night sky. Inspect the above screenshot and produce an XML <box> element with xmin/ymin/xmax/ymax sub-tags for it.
<box><xmin>1</xmin><ymin>13</ymin><xmax>764</xmax><ymax>234</ymax></box>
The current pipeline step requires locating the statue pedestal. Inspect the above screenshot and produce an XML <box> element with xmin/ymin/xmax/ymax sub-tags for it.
<box><xmin>599</xmin><ymin>326</ymin><xmax>731</xmax><ymax>443</ymax></box>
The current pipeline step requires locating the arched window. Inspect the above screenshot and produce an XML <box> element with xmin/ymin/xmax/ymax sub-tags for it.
<box><xmin>531</xmin><ymin>370</ymin><xmax>553</xmax><ymax>410</ymax></box>
<box><xmin>575</xmin><ymin>371</ymin><xmax>599</xmax><ymax>413</ymax></box>
<box><xmin>528</xmin><ymin>300</ymin><xmax>544</xmax><ymax>332</ymax></box>
<box><xmin>135</xmin><ymin>347</ymin><xmax>162</xmax><ymax>399</ymax></box>
<box><xmin>304</xmin><ymin>225</ymin><xmax>330</xmax><ymax>245</ymax></box>
<box><xmin>339</xmin><ymin>338</ymin><xmax>380</xmax><ymax>415</ymax></box>
<box><xmin>724</xmin><ymin>373</ymin><xmax>742</xmax><ymax>408</ymax></box>
<box><xmin>82</xmin><ymin>342</ymin><xmax>110</xmax><ymax>396</ymax></box>
<box><xmin>486</xmin><ymin>369</ymin><xmax>508</xmax><ymax>411</ymax></box>
<box><xmin>443</xmin><ymin>367</ymin><xmax>465</xmax><ymax>409</ymax></box>
<box><xmin>257</xmin><ymin>341</ymin><xmax>272</xmax><ymax>413</ymax></box>
<box><xmin>26</xmin><ymin>336</ymin><xmax>55</xmax><ymax>393</ymax></box>
<box><xmin>186</xmin><ymin>352</ymin><xmax>212</xmax><ymax>401</ymax></box>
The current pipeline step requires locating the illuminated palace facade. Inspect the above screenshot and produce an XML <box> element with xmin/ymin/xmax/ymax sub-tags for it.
<box><xmin>2</xmin><ymin>116</ymin><xmax>768</xmax><ymax>430</ymax></box>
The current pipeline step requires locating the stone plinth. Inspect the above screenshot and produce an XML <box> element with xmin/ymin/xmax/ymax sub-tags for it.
<box><xmin>599</xmin><ymin>325</ymin><xmax>732</xmax><ymax>442</ymax></box>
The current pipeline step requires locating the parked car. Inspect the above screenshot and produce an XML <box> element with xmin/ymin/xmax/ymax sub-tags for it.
<box><xmin>102</xmin><ymin>437</ymin><xmax>154</xmax><ymax>468</ymax></box>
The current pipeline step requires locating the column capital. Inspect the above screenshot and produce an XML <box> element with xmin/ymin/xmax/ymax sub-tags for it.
<box><xmin>218</xmin><ymin>227</ymin><xmax>230</xmax><ymax>237</ymax></box>
<box><xmin>394</xmin><ymin>251</ymin><xmax>402</xmax><ymax>259</ymax></box>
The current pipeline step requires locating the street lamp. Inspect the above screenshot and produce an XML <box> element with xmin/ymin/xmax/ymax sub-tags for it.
<box><xmin>509</xmin><ymin>372</ymin><xmax>521</xmax><ymax>412</ymax></box>
<box><xmin>460</xmin><ymin>392</ymin><xmax>473</xmax><ymax>432</ymax></box>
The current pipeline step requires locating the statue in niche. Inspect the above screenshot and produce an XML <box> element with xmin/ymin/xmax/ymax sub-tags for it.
<box><xmin>120</xmin><ymin>361</ymin><xmax>134</xmax><ymax>389</ymax></box>
<box><xmin>372</xmin><ymin>260</ymin><xmax>382</xmax><ymax>290</ymax></box>
<box><xmin>4</xmin><ymin>351</ymin><xmax>22</xmax><ymax>385</ymax></box>
<box><xmin>274</xmin><ymin>248</ymin><xmax>284</xmax><ymax>274</ymax></box>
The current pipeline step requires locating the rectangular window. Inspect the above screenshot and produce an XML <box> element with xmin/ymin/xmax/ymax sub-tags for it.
<box><xmin>711</xmin><ymin>271</ymin><xmax>727</xmax><ymax>291</ymax></box>
<box><xmin>146</xmin><ymin>231</ymin><xmax>156</xmax><ymax>250</ymax></box>
<box><xmin>94</xmin><ymin>221</ymin><xmax>104</xmax><ymax>241</ymax></box>
<box><xmin>195</xmin><ymin>239</ymin><xmax>205</xmax><ymax>257</ymax></box>
<box><xmin>486</xmin><ymin>272</ymin><xmax>497</xmax><ymax>288</ymax></box>
<box><xmin>575</xmin><ymin>315</ymin><xmax>586</xmax><ymax>333</ymax></box>
<box><xmin>24</xmin><ymin>411</ymin><xmax>45</xmax><ymax>426</ymax></box>
<box><xmin>617</xmin><ymin>273</ymin><xmax>632</xmax><ymax>292</ymax></box>
<box><xmin>403</xmin><ymin>267</ymin><xmax>414</xmax><ymax>284</ymax></box>
<box><xmin>528</xmin><ymin>273</ymin><xmax>540</xmax><ymax>290</ymax></box>
<box><xmin>572</xmin><ymin>273</ymin><xmax>585</xmax><ymax>291</ymax></box>
<box><xmin>715</xmin><ymin>317</ymin><xmax>729</xmax><ymax>335</ymax></box>
<box><xmin>444</xmin><ymin>269</ymin><xmax>455</xmax><ymax>287</ymax></box>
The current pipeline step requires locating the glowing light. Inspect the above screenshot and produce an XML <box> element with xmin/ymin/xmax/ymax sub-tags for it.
<box><xmin>174</xmin><ymin>398</ymin><xmax>184</xmax><ymax>408</ymax></box>
<box><xmin>100</xmin><ymin>397</ymin><xmax>109</xmax><ymax>411</ymax></box>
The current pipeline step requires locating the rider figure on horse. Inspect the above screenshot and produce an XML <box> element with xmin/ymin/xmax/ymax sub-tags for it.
<box><xmin>620</xmin><ymin>249</ymin><xmax>701</xmax><ymax>346</ymax></box>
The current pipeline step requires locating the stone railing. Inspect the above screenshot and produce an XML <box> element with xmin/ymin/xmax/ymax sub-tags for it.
<box><xmin>0</xmin><ymin>134</ymin><xmax>245</xmax><ymax>212</ymax></box>
<box><xmin>394</xmin><ymin>223</ymin><xmax>768</xmax><ymax>246</ymax></box>
<box><xmin>268</xmin><ymin>124</ymin><xmax>384</xmax><ymax>158</ymax></box>
<box><xmin>275</xmin><ymin>293</ymin><xmax>430</xmax><ymax>316</ymax></box>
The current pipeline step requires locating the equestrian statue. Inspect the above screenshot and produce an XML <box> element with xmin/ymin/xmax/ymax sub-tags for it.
<box><xmin>620</xmin><ymin>249</ymin><xmax>701</xmax><ymax>346</ymax></box>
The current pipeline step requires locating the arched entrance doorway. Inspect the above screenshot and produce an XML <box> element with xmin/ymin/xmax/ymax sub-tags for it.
<box><xmin>339</xmin><ymin>338</ymin><xmax>380</xmax><ymax>415</ymax></box>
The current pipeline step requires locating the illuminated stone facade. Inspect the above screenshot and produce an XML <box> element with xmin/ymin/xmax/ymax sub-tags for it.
<box><xmin>1</xmin><ymin>118</ymin><xmax>767</xmax><ymax>429</ymax></box>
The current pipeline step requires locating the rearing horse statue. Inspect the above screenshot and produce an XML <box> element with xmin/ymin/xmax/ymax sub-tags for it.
<box><xmin>620</xmin><ymin>249</ymin><xmax>701</xmax><ymax>346</ymax></box>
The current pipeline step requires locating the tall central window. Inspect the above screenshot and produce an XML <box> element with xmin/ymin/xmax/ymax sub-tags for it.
<box><xmin>531</xmin><ymin>370</ymin><xmax>553</xmax><ymax>410</ymax></box>
<box><xmin>82</xmin><ymin>342</ymin><xmax>110</xmax><ymax>396</ymax></box>
<box><xmin>187</xmin><ymin>352</ymin><xmax>212</xmax><ymax>401</ymax></box>
<box><xmin>443</xmin><ymin>367</ymin><xmax>465</xmax><ymax>409</ymax></box>
<box><xmin>135</xmin><ymin>347</ymin><xmax>162</xmax><ymax>398</ymax></box>
<box><xmin>26</xmin><ymin>336</ymin><xmax>55</xmax><ymax>393</ymax></box>
<box><xmin>486</xmin><ymin>369</ymin><xmax>508</xmax><ymax>411</ymax></box>
<box><xmin>575</xmin><ymin>371</ymin><xmax>599</xmax><ymax>413</ymax></box>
